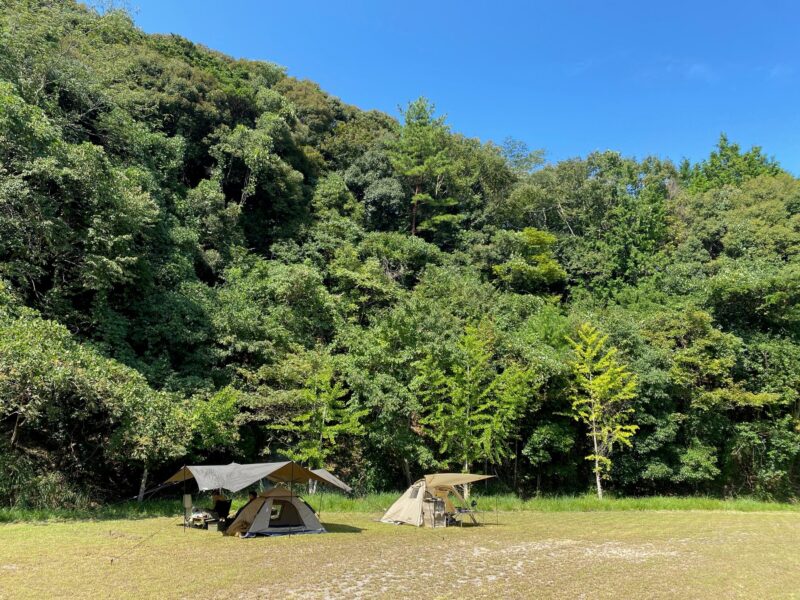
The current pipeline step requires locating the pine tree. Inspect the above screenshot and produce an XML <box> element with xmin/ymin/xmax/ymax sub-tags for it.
<box><xmin>389</xmin><ymin>97</ymin><xmax>456</xmax><ymax>237</ymax></box>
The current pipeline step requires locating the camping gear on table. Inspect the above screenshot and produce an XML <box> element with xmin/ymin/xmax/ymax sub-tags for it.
<box><xmin>381</xmin><ymin>473</ymin><xmax>494</xmax><ymax>528</ymax></box>
<box><xmin>187</xmin><ymin>498</ymin><xmax>232</xmax><ymax>530</ymax></box>
<box><xmin>224</xmin><ymin>487</ymin><xmax>324</xmax><ymax>537</ymax></box>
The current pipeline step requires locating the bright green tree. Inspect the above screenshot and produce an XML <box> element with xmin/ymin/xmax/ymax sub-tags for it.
<box><xmin>567</xmin><ymin>323</ymin><xmax>638</xmax><ymax>499</ymax></box>
<box><xmin>486</xmin><ymin>227</ymin><xmax>566</xmax><ymax>294</ymax></box>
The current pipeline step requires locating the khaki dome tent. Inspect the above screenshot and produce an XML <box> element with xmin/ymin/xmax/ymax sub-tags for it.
<box><xmin>381</xmin><ymin>473</ymin><xmax>494</xmax><ymax>527</ymax></box>
<box><xmin>225</xmin><ymin>487</ymin><xmax>324</xmax><ymax>537</ymax></box>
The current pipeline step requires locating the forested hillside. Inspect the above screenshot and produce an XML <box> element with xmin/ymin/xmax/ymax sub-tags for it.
<box><xmin>2</xmin><ymin>1</ymin><xmax>799</xmax><ymax>507</ymax></box>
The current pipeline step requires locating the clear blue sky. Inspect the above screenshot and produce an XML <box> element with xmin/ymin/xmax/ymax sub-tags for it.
<box><xmin>129</xmin><ymin>0</ymin><xmax>800</xmax><ymax>172</ymax></box>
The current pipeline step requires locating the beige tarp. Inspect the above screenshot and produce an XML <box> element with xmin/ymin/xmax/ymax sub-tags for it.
<box><xmin>164</xmin><ymin>461</ymin><xmax>348</xmax><ymax>493</ymax></box>
<box><xmin>424</xmin><ymin>473</ymin><xmax>494</xmax><ymax>488</ymax></box>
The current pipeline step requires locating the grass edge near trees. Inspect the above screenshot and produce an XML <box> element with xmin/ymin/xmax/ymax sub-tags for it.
<box><xmin>1</xmin><ymin>493</ymin><xmax>798</xmax><ymax>524</ymax></box>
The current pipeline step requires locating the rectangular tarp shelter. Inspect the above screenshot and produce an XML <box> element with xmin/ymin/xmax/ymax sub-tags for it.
<box><xmin>164</xmin><ymin>461</ymin><xmax>348</xmax><ymax>493</ymax></box>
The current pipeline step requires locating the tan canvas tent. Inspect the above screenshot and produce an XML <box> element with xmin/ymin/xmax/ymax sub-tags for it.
<box><xmin>381</xmin><ymin>473</ymin><xmax>494</xmax><ymax>527</ymax></box>
<box><xmin>225</xmin><ymin>487</ymin><xmax>324</xmax><ymax>537</ymax></box>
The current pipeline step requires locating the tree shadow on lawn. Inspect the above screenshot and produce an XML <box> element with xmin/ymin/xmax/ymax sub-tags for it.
<box><xmin>322</xmin><ymin>522</ymin><xmax>364</xmax><ymax>534</ymax></box>
<box><xmin>170</xmin><ymin>521</ymin><xmax>365</xmax><ymax>534</ymax></box>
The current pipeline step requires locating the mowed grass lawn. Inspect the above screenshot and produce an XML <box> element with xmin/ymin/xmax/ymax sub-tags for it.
<box><xmin>1</xmin><ymin>508</ymin><xmax>799</xmax><ymax>599</ymax></box>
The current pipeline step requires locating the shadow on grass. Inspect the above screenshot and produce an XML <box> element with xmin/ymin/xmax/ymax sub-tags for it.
<box><xmin>175</xmin><ymin>522</ymin><xmax>365</xmax><ymax>535</ymax></box>
<box><xmin>322</xmin><ymin>522</ymin><xmax>364</xmax><ymax>534</ymax></box>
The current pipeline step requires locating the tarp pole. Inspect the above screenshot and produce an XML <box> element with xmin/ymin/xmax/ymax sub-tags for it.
<box><xmin>290</xmin><ymin>461</ymin><xmax>294</xmax><ymax>537</ymax></box>
<box><xmin>182</xmin><ymin>465</ymin><xmax>186</xmax><ymax>533</ymax></box>
<box><xmin>420</xmin><ymin>483</ymin><xmax>425</xmax><ymax>527</ymax></box>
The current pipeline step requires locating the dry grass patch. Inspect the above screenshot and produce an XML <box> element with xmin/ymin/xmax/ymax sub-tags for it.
<box><xmin>1</xmin><ymin>511</ymin><xmax>799</xmax><ymax>599</ymax></box>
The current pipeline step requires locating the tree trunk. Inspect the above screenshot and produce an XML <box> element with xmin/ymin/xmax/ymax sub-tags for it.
<box><xmin>411</xmin><ymin>184</ymin><xmax>419</xmax><ymax>236</ymax></box>
<box><xmin>137</xmin><ymin>466</ymin><xmax>149</xmax><ymax>503</ymax></box>
<box><xmin>594</xmin><ymin>458</ymin><xmax>603</xmax><ymax>500</ymax></box>
<box><xmin>591</xmin><ymin>419</ymin><xmax>603</xmax><ymax>499</ymax></box>
<box><xmin>10</xmin><ymin>413</ymin><xmax>21</xmax><ymax>447</ymax></box>
<box><xmin>308</xmin><ymin>479</ymin><xmax>318</xmax><ymax>495</ymax></box>
<box><xmin>401</xmin><ymin>457</ymin><xmax>412</xmax><ymax>487</ymax></box>
<box><xmin>463</xmin><ymin>459</ymin><xmax>470</xmax><ymax>499</ymax></box>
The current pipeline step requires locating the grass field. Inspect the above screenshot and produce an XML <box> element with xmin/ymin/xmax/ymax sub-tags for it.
<box><xmin>1</xmin><ymin>504</ymin><xmax>799</xmax><ymax>599</ymax></box>
<box><xmin>2</xmin><ymin>492</ymin><xmax>799</xmax><ymax>523</ymax></box>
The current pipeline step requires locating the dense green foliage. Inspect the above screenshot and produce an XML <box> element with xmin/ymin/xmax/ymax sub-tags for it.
<box><xmin>1</xmin><ymin>1</ymin><xmax>798</xmax><ymax>506</ymax></box>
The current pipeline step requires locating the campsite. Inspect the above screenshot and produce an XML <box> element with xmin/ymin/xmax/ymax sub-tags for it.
<box><xmin>5</xmin><ymin>466</ymin><xmax>798</xmax><ymax>597</ymax></box>
<box><xmin>2</xmin><ymin>501</ymin><xmax>800</xmax><ymax>599</ymax></box>
<box><xmin>3</xmin><ymin>1</ymin><xmax>800</xmax><ymax>598</ymax></box>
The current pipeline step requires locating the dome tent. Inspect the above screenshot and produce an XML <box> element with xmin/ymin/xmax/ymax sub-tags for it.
<box><xmin>225</xmin><ymin>487</ymin><xmax>324</xmax><ymax>537</ymax></box>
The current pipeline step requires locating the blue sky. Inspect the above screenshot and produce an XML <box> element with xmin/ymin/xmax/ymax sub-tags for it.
<box><xmin>129</xmin><ymin>0</ymin><xmax>800</xmax><ymax>172</ymax></box>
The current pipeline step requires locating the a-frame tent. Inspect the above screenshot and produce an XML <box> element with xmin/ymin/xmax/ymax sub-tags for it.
<box><xmin>381</xmin><ymin>473</ymin><xmax>494</xmax><ymax>527</ymax></box>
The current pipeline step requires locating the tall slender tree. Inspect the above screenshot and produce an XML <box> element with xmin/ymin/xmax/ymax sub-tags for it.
<box><xmin>269</xmin><ymin>356</ymin><xmax>367</xmax><ymax>472</ymax></box>
<box><xmin>567</xmin><ymin>323</ymin><xmax>638</xmax><ymax>499</ymax></box>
